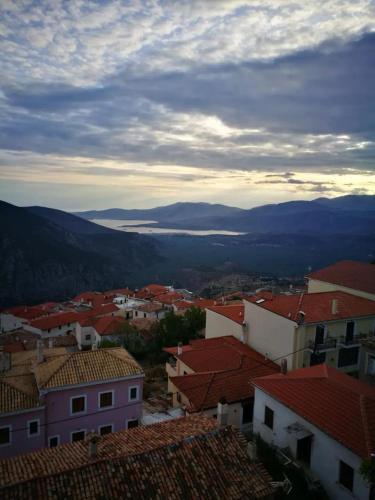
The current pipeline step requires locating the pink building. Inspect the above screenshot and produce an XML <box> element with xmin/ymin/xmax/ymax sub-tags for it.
<box><xmin>0</xmin><ymin>345</ymin><xmax>143</xmax><ymax>458</ymax></box>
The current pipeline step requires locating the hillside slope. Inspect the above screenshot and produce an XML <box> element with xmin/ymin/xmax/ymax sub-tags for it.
<box><xmin>0</xmin><ymin>201</ymin><xmax>160</xmax><ymax>306</ymax></box>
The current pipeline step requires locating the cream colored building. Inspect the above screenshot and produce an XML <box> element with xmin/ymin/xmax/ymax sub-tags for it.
<box><xmin>306</xmin><ymin>260</ymin><xmax>375</xmax><ymax>301</ymax></box>
<box><xmin>244</xmin><ymin>291</ymin><xmax>375</xmax><ymax>373</ymax></box>
<box><xmin>205</xmin><ymin>305</ymin><xmax>246</xmax><ymax>342</ymax></box>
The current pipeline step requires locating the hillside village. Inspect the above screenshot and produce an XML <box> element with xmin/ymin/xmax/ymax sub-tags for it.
<box><xmin>1</xmin><ymin>260</ymin><xmax>375</xmax><ymax>499</ymax></box>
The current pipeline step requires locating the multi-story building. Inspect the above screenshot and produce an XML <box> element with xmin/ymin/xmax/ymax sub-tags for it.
<box><xmin>253</xmin><ymin>364</ymin><xmax>375</xmax><ymax>500</ymax></box>
<box><xmin>205</xmin><ymin>304</ymin><xmax>246</xmax><ymax>342</ymax></box>
<box><xmin>0</xmin><ymin>344</ymin><xmax>143</xmax><ymax>458</ymax></box>
<box><xmin>244</xmin><ymin>291</ymin><xmax>375</xmax><ymax>372</ymax></box>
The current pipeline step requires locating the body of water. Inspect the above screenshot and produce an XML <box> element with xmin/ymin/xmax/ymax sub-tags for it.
<box><xmin>91</xmin><ymin>219</ymin><xmax>244</xmax><ymax>236</ymax></box>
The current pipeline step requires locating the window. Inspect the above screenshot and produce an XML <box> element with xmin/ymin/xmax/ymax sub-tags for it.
<box><xmin>129</xmin><ymin>386</ymin><xmax>139</xmax><ymax>401</ymax></box>
<box><xmin>339</xmin><ymin>460</ymin><xmax>354</xmax><ymax>492</ymax></box>
<box><xmin>99</xmin><ymin>391</ymin><xmax>114</xmax><ymax>409</ymax></box>
<box><xmin>242</xmin><ymin>400</ymin><xmax>254</xmax><ymax>424</ymax></box>
<box><xmin>71</xmin><ymin>430</ymin><xmax>86</xmax><ymax>442</ymax></box>
<box><xmin>49</xmin><ymin>436</ymin><xmax>60</xmax><ymax>448</ymax></box>
<box><xmin>264</xmin><ymin>406</ymin><xmax>274</xmax><ymax>430</ymax></box>
<box><xmin>338</xmin><ymin>347</ymin><xmax>359</xmax><ymax>368</ymax></box>
<box><xmin>28</xmin><ymin>419</ymin><xmax>39</xmax><ymax>437</ymax></box>
<box><xmin>135</xmin><ymin>311</ymin><xmax>138</xmax><ymax>317</ymax></box>
<box><xmin>85</xmin><ymin>334</ymin><xmax>91</xmax><ymax>341</ymax></box>
<box><xmin>144</xmin><ymin>313</ymin><xmax>146</xmax><ymax>318</ymax></box>
<box><xmin>58</xmin><ymin>325</ymin><xmax>62</xmax><ymax>330</ymax></box>
<box><xmin>315</xmin><ymin>324</ymin><xmax>325</xmax><ymax>345</ymax></box>
<box><xmin>0</xmin><ymin>426</ymin><xmax>11</xmax><ymax>446</ymax></box>
<box><xmin>127</xmin><ymin>419</ymin><xmax>138</xmax><ymax>429</ymax></box>
<box><xmin>310</xmin><ymin>351</ymin><xmax>326</xmax><ymax>366</ymax></box>
<box><xmin>71</xmin><ymin>395</ymin><xmax>86</xmax><ymax>414</ymax></box>
<box><xmin>99</xmin><ymin>424</ymin><xmax>113</xmax><ymax>436</ymax></box>
<box><xmin>367</xmin><ymin>354</ymin><xmax>375</xmax><ymax>375</ymax></box>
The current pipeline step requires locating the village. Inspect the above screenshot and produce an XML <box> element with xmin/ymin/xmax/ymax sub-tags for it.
<box><xmin>1</xmin><ymin>259</ymin><xmax>375</xmax><ymax>499</ymax></box>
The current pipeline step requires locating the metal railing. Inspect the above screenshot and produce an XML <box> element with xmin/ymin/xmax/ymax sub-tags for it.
<box><xmin>308</xmin><ymin>338</ymin><xmax>337</xmax><ymax>351</ymax></box>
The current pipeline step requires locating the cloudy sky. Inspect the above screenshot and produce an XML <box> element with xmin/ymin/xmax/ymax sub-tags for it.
<box><xmin>0</xmin><ymin>0</ymin><xmax>374</xmax><ymax>210</ymax></box>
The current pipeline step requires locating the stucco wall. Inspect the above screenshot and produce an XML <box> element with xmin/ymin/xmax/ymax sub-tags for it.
<box><xmin>307</xmin><ymin>279</ymin><xmax>375</xmax><ymax>301</ymax></box>
<box><xmin>244</xmin><ymin>301</ymin><xmax>297</xmax><ymax>369</ymax></box>
<box><xmin>44</xmin><ymin>377</ymin><xmax>143</xmax><ymax>445</ymax></box>
<box><xmin>253</xmin><ymin>387</ymin><xmax>370</xmax><ymax>500</ymax></box>
<box><xmin>0</xmin><ymin>313</ymin><xmax>24</xmax><ymax>333</ymax></box>
<box><xmin>205</xmin><ymin>309</ymin><xmax>244</xmax><ymax>341</ymax></box>
<box><xmin>0</xmin><ymin>407</ymin><xmax>46</xmax><ymax>459</ymax></box>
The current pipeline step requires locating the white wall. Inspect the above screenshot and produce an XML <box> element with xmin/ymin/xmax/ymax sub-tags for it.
<box><xmin>253</xmin><ymin>387</ymin><xmax>370</xmax><ymax>500</ymax></box>
<box><xmin>24</xmin><ymin>322</ymin><xmax>78</xmax><ymax>338</ymax></box>
<box><xmin>244</xmin><ymin>301</ymin><xmax>297</xmax><ymax>369</ymax></box>
<box><xmin>0</xmin><ymin>313</ymin><xmax>24</xmax><ymax>333</ymax></box>
<box><xmin>205</xmin><ymin>309</ymin><xmax>245</xmax><ymax>341</ymax></box>
<box><xmin>307</xmin><ymin>279</ymin><xmax>375</xmax><ymax>301</ymax></box>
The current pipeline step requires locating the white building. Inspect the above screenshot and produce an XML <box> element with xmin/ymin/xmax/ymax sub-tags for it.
<box><xmin>205</xmin><ymin>305</ymin><xmax>246</xmax><ymax>342</ymax></box>
<box><xmin>253</xmin><ymin>364</ymin><xmax>375</xmax><ymax>500</ymax></box>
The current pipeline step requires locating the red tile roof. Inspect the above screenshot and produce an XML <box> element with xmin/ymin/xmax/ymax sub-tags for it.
<box><xmin>154</xmin><ymin>291</ymin><xmax>184</xmax><ymax>305</ymax></box>
<box><xmin>3</xmin><ymin>306</ymin><xmax>46</xmax><ymax>321</ymax></box>
<box><xmin>307</xmin><ymin>260</ymin><xmax>375</xmax><ymax>295</ymax></box>
<box><xmin>173</xmin><ymin>300</ymin><xmax>195</xmax><ymax>311</ymax></box>
<box><xmin>192</xmin><ymin>298</ymin><xmax>217</xmax><ymax>309</ymax></box>
<box><xmin>253</xmin><ymin>364</ymin><xmax>375</xmax><ymax>459</ymax></box>
<box><xmin>245</xmin><ymin>291</ymin><xmax>375</xmax><ymax>323</ymax></box>
<box><xmin>92</xmin><ymin>316</ymin><xmax>127</xmax><ymax>336</ymax></box>
<box><xmin>0</xmin><ymin>416</ymin><xmax>274</xmax><ymax>499</ymax></box>
<box><xmin>136</xmin><ymin>302</ymin><xmax>165</xmax><ymax>313</ymax></box>
<box><xmin>30</xmin><ymin>311</ymin><xmax>81</xmax><ymax>331</ymax></box>
<box><xmin>172</xmin><ymin>354</ymin><xmax>279</xmax><ymax>411</ymax></box>
<box><xmin>207</xmin><ymin>304</ymin><xmax>245</xmax><ymax>324</ymax></box>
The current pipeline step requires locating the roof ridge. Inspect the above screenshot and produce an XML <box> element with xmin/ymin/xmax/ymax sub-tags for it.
<box><xmin>36</xmin><ymin>353</ymin><xmax>71</xmax><ymax>389</ymax></box>
<box><xmin>200</xmin><ymin>373</ymin><xmax>216</xmax><ymax>410</ymax></box>
<box><xmin>0</xmin><ymin>377</ymin><xmax>36</xmax><ymax>402</ymax></box>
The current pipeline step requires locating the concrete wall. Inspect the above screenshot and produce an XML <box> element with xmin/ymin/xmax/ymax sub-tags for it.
<box><xmin>253</xmin><ymin>387</ymin><xmax>370</xmax><ymax>500</ymax></box>
<box><xmin>244</xmin><ymin>301</ymin><xmax>297</xmax><ymax>370</ymax></box>
<box><xmin>0</xmin><ymin>313</ymin><xmax>25</xmax><ymax>333</ymax></box>
<box><xmin>307</xmin><ymin>279</ymin><xmax>375</xmax><ymax>301</ymax></box>
<box><xmin>205</xmin><ymin>309</ymin><xmax>244</xmax><ymax>341</ymax></box>
<box><xmin>25</xmin><ymin>322</ymin><xmax>78</xmax><ymax>338</ymax></box>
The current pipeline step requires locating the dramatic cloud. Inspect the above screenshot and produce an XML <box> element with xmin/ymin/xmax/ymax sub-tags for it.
<box><xmin>0</xmin><ymin>0</ymin><xmax>374</xmax><ymax>208</ymax></box>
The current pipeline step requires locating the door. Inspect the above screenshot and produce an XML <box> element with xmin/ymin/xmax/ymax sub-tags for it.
<box><xmin>296</xmin><ymin>435</ymin><xmax>312</xmax><ymax>466</ymax></box>
<box><xmin>346</xmin><ymin>321</ymin><xmax>355</xmax><ymax>343</ymax></box>
<box><xmin>315</xmin><ymin>325</ymin><xmax>325</xmax><ymax>346</ymax></box>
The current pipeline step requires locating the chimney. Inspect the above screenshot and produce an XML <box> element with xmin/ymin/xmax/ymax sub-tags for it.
<box><xmin>36</xmin><ymin>339</ymin><xmax>44</xmax><ymax>364</ymax></box>
<box><xmin>247</xmin><ymin>441</ymin><xmax>257</xmax><ymax>461</ymax></box>
<box><xmin>0</xmin><ymin>346</ymin><xmax>11</xmax><ymax>372</ymax></box>
<box><xmin>177</xmin><ymin>342</ymin><xmax>183</xmax><ymax>356</ymax></box>
<box><xmin>217</xmin><ymin>398</ymin><xmax>229</xmax><ymax>427</ymax></box>
<box><xmin>92</xmin><ymin>343</ymin><xmax>98</xmax><ymax>351</ymax></box>
<box><xmin>331</xmin><ymin>299</ymin><xmax>338</xmax><ymax>315</ymax></box>
<box><xmin>87</xmin><ymin>432</ymin><xmax>99</xmax><ymax>459</ymax></box>
<box><xmin>280</xmin><ymin>358</ymin><xmax>288</xmax><ymax>375</ymax></box>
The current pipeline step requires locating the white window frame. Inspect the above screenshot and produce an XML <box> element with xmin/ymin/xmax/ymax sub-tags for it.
<box><xmin>27</xmin><ymin>418</ymin><xmax>40</xmax><ymax>437</ymax></box>
<box><xmin>98</xmin><ymin>390</ymin><xmax>114</xmax><ymax>410</ymax></box>
<box><xmin>0</xmin><ymin>425</ymin><xmax>12</xmax><ymax>447</ymax></box>
<box><xmin>98</xmin><ymin>423</ymin><xmax>114</xmax><ymax>436</ymax></box>
<box><xmin>48</xmin><ymin>435</ymin><xmax>60</xmax><ymax>447</ymax></box>
<box><xmin>70</xmin><ymin>394</ymin><xmax>87</xmax><ymax>416</ymax></box>
<box><xmin>128</xmin><ymin>385</ymin><xmax>139</xmax><ymax>402</ymax></box>
<box><xmin>126</xmin><ymin>418</ymin><xmax>139</xmax><ymax>429</ymax></box>
<box><xmin>366</xmin><ymin>353</ymin><xmax>375</xmax><ymax>375</ymax></box>
<box><xmin>70</xmin><ymin>429</ymin><xmax>86</xmax><ymax>443</ymax></box>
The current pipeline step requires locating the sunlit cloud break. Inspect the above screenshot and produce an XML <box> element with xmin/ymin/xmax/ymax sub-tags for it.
<box><xmin>0</xmin><ymin>0</ymin><xmax>374</xmax><ymax>209</ymax></box>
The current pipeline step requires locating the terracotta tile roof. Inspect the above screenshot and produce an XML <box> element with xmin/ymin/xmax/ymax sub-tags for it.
<box><xmin>173</xmin><ymin>300</ymin><xmax>195</xmax><ymax>310</ymax></box>
<box><xmin>2</xmin><ymin>305</ymin><xmax>46</xmax><ymax>321</ymax></box>
<box><xmin>207</xmin><ymin>304</ymin><xmax>245</xmax><ymax>325</ymax></box>
<box><xmin>192</xmin><ymin>298</ymin><xmax>217</xmax><ymax>309</ymax></box>
<box><xmin>164</xmin><ymin>335</ymin><xmax>241</xmax><ymax>356</ymax></box>
<box><xmin>33</xmin><ymin>348</ymin><xmax>143</xmax><ymax>389</ymax></box>
<box><xmin>129</xmin><ymin>317</ymin><xmax>157</xmax><ymax>331</ymax></box>
<box><xmin>92</xmin><ymin>316</ymin><xmax>127</xmax><ymax>336</ymax></box>
<box><xmin>0</xmin><ymin>416</ymin><xmax>274</xmax><ymax>499</ymax></box>
<box><xmin>136</xmin><ymin>302</ymin><xmax>165</xmax><ymax>313</ymax></box>
<box><xmin>245</xmin><ymin>291</ymin><xmax>375</xmax><ymax>323</ymax></box>
<box><xmin>253</xmin><ymin>364</ymin><xmax>375</xmax><ymax>459</ymax></box>
<box><xmin>154</xmin><ymin>291</ymin><xmax>184</xmax><ymax>305</ymax></box>
<box><xmin>0</xmin><ymin>330</ymin><xmax>77</xmax><ymax>351</ymax></box>
<box><xmin>30</xmin><ymin>311</ymin><xmax>81</xmax><ymax>330</ymax></box>
<box><xmin>307</xmin><ymin>260</ymin><xmax>375</xmax><ymax>295</ymax></box>
<box><xmin>0</xmin><ymin>375</ymin><xmax>40</xmax><ymax>413</ymax></box>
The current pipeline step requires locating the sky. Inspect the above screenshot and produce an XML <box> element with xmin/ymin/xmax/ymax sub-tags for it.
<box><xmin>0</xmin><ymin>0</ymin><xmax>374</xmax><ymax>210</ymax></box>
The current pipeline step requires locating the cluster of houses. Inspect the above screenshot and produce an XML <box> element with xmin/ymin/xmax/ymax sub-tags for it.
<box><xmin>1</xmin><ymin>260</ymin><xmax>375</xmax><ymax>499</ymax></box>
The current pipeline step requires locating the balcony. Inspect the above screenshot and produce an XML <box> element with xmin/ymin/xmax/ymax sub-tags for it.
<box><xmin>307</xmin><ymin>338</ymin><xmax>337</xmax><ymax>352</ymax></box>
<box><xmin>337</xmin><ymin>335</ymin><xmax>363</xmax><ymax>348</ymax></box>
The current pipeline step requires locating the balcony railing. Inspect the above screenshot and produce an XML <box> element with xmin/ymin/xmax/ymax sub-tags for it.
<box><xmin>307</xmin><ymin>338</ymin><xmax>337</xmax><ymax>352</ymax></box>
<box><xmin>338</xmin><ymin>335</ymin><xmax>363</xmax><ymax>347</ymax></box>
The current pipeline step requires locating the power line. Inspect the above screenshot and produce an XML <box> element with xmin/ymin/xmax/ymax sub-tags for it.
<box><xmin>4</xmin><ymin>343</ymin><xmax>309</xmax><ymax>436</ymax></box>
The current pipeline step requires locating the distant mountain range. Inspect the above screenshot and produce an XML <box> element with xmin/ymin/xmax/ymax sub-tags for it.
<box><xmin>74</xmin><ymin>195</ymin><xmax>375</xmax><ymax>235</ymax></box>
<box><xmin>1</xmin><ymin>195</ymin><xmax>374</xmax><ymax>306</ymax></box>
<box><xmin>0</xmin><ymin>201</ymin><xmax>160</xmax><ymax>306</ymax></box>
